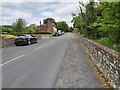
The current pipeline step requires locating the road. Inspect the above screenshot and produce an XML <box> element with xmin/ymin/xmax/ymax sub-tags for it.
<box><xmin>2</xmin><ymin>33</ymin><xmax>72</xmax><ymax>88</ymax></box>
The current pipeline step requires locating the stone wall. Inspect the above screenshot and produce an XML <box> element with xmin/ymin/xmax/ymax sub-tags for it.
<box><xmin>33</xmin><ymin>34</ymin><xmax>52</xmax><ymax>39</ymax></box>
<box><xmin>75</xmin><ymin>32</ymin><xmax>120</xmax><ymax>89</ymax></box>
<box><xmin>33</xmin><ymin>34</ymin><xmax>42</xmax><ymax>39</ymax></box>
<box><xmin>1</xmin><ymin>34</ymin><xmax>52</xmax><ymax>48</ymax></box>
<box><xmin>2</xmin><ymin>38</ymin><xmax>15</xmax><ymax>48</ymax></box>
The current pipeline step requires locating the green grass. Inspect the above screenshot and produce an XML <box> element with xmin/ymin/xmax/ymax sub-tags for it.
<box><xmin>94</xmin><ymin>38</ymin><xmax>120</xmax><ymax>52</ymax></box>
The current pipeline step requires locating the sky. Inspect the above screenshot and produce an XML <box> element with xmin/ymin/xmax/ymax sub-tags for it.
<box><xmin>0</xmin><ymin>0</ymin><xmax>90</xmax><ymax>27</ymax></box>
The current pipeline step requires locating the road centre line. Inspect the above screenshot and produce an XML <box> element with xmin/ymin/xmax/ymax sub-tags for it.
<box><xmin>0</xmin><ymin>54</ymin><xmax>25</xmax><ymax>67</ymax></box>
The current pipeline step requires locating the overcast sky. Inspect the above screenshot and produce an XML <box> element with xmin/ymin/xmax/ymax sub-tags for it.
<box><xmin>0</xmin><ymin>0</ymin><xmax>90</xmax><ymax>26</ymax></box>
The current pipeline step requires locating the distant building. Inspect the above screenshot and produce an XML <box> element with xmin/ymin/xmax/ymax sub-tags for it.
<box><xmin>38</xmin><ymin>20</ymin><xmax>53</xmax><ymax>32</ymax></box>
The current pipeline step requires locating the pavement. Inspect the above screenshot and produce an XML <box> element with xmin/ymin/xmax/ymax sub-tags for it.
<box><xmin>55</xmin><ymin>33</ymin><xmax>102</xmax><ymax>88</ymax></box>
<box><xmin>2</xmin><ymin>33</ymin><xmax>71</xmax><ymax>88</ymax></box>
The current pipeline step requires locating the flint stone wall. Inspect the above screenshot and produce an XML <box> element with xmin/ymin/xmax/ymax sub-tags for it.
<box><xmin>2</xmin><ymin>38</ymin><xmax>15</xmax><ymax>48</ymax></box>
<box><xmin>76</xmin><ymin>33</ymin><xmax>120</xmax><ymax>89</ymax></box>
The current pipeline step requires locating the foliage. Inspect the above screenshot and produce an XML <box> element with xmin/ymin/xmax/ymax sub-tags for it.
<box><xmin>1</xmin><ymin>25</ymin><xmax>14</xmax><ymax>34</ymax></box>
<box><xmin>72</xmin><ymin>1</ymin><xmax>120</xmax><ymax>52</ymax></box>
<box><xmin>2</xmin><ymin>17</ymin><xmax>63</xmax><ymax>35</ymax></box>
<box><xmin>95</xmin><ymin>38</ymin><xmax>120</xmax><ymax>52</ymax></box>
<box><xmin>43</xmin><ymin>18</ymin><xmax>56</xmax><ymax>25</ymax></box>
<box><xmin>56</xmin><ymin>21</ymin><xmax>69</xmax><ymax>32</ymax></box>
<box><xmin>12</xmin><ymin>18</ymin><xmax>26</xmax><ymax>35</ymax></box>
<box><xmin>69</xmin><ymin>27</ymin><xmax>73</xmax><ymax>32</ymax></box>
<box><xmin>25</xmin><ymin>24</ymin><xmax>39</xmax><ymax>34</ymax></box>
<box><xmin>98</xmin><ymin>2</ymin><xmax>120</xmax><ymax>44</ymax></box>
<box><xmin>39</xmin><ymin>32</ymin><xmax>52</xmax><ymax>34</ymax></box>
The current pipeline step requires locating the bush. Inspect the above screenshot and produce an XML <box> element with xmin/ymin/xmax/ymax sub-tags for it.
<box><xmin>95</xmin><ymin>38</ymin><xmax>120</xmax><ymax>52</ymax></box>
<box><xmin>39</xmin><ymin>32</ymin><xmax>52</xmax><ymax>34</ymax></box>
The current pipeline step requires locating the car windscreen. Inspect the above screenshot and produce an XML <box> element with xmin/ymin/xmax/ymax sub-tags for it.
<box><xmin>25</xmin><ymin>35</ymin><xmax>33</xmax><ymax>38</ymax></box>
<box><xmin>16</xmin><ymin>35</ymin><xmax>26</xmax><ymax>38</ymax></box>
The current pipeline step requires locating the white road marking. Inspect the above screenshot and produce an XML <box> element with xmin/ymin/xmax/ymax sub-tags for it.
<box><xmin>26</xmin><ymin>44</ymin><xmax>48</xmax><ymax>54</ymax></box>
<box><xmin>35</xmin><ymin>44</ymin><xmax>47</xmax><ymax>50</ymax></box>
<box><xmin>0</xmin><ymin>54</ymin><xmax>25</xmax><ymax>66</ymax></box>
<box><xmin>1</xmin><ymin>41</ymin><xmax>53</xmax><ymax>66</ymax></box>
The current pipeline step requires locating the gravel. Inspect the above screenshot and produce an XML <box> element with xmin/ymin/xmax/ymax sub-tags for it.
<box><xmin>55</xmin><ymin>35</ymin><xmax>102</xmax><ymax>88</ymax></box>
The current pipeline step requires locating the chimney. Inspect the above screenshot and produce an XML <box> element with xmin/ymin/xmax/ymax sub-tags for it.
<box><xmin>40</xmin><ymin>21</ymin><xmax>41</xmax><ymax>26</ymax></box>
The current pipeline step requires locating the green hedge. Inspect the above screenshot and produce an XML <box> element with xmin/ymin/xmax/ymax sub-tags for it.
<box><xmin>39</xmin><ymin>32</ymin><xmax>52</xmax><ymax>34</ymax></box>
<box><xmin>24</xmin><ymin>32</ymin><xmax>52</xmax><ymax>34</ymax></box>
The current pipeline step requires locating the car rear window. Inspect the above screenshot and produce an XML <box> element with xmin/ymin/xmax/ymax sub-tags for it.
<box><xmin>17</xmin><ymin>35</ymin><xmax>26</xmax><ymax>36</ymax></box>
<box><xmin>16</xmin><ymin>35</ymin><xmax>26</xmax><ymax>38</ymax></box>
<box><xmin>16</xmin><ymin>34</ymin><xmax>33</xmax><ymax>38</ymax></box>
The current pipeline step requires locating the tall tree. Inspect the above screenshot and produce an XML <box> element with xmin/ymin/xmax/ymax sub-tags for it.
<box><xmin>56</xmin><ymin>21</ymin><xmax>69</xmax><ymax>32</ymax></box>
<box><xmin>25</xmin><ymin>24</ymin><xmax>39</xmax><ymax>34</ymax></box>
<box><xmin>2</xmin><ymin>25</ymin><xmax>13</xmax><ymax>34</ymax></box>
<box><xmin>72</xmin><ymin>1</ymin><xmax>120</xmax><ymax>51</ymax></box>
<box><xmin>43</xmin><ymin>18</ymin><xmax>56</xmax><ymax>24</ymax></box>
<box><xmin>85</xmin><ymin>2</ymin><xmax>97</xmax><ymax>38</ymax></box>
<box><xmin>99</xmin><ymin>2</ymin><xmax>120</xmax><ymax>44</ymax></box>
<box><xmin>12</xmin><ymin>18</ymin><xmax>26</xmax><ymax>34</ymax></box>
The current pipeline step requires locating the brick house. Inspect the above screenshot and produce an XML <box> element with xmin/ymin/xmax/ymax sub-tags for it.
<box><xmin>38</xmin><ymin>20</ymin><xmax>53</xmax><ymax>32</ymax></box>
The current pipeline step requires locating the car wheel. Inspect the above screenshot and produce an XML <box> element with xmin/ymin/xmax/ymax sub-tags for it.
<box><xmin>15</xmin><ymin>43</ymin><xmax>20</xmax><ymax>46</ymax></box>
<box><xmin>35</xmin><ymin>39</ymin><xmax>38</xmax><ymax>43</ymax></box>
<box><xmin>15</xmin><ymin>44</ymin><xmax>18</xmax><ymax>46</ymax></box>
<box><xmin>28</xmin><ymin>40</ymin><xmax>31</xmax><ymax>45</ymax></box>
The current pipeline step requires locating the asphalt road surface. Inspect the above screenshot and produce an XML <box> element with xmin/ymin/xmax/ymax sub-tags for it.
<box><xmin>2</xmin><ymin>33</ymin><xmax>72</xmax><ymax>88</ymax></box>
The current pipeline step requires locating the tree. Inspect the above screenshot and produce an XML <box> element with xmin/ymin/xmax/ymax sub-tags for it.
<box><xmin>25</xmin><ymin>24</ymin><xmax>39</xmax><ymax>34</ymax></box>
<box><xmin>12</xmin><ymin>18</ymin><xmax>26</xmax><ymax>34</ymax></box>
<box><xmin>2</xmin><ymin>25</ymin><xmax>13</xmax><ymax>34</ymax></box>
<box><xmin>69</xmin><ymin>27</ymin><xmax>73</xmax><ymax>32</ymax></box>
<box><xmin>100</xmin><ymin>2</ymin><xmax>120</xmax><ymax>44</ymax></box>
<box><xmin>72</xmin><ymin>13</ymin><xmax>86</xmax><ymax>34</ymax></box>
<box><xmin>72</xmin><ymin>14</ymin><xmax>82</xmax><ymax>29</ymax></box>
<box><xmin>56</xmin><ymin>21</ymin><xmax>69</xmax><ymax>32</ymax></box>
<box><xmin>84</xmin><ymin>2</ymin><xmax>97</xmax><ymax>38</ymax></box>
<box><xmin>43</xmin><ymin>18</ymin><xmax>56</xmax><ymax>24</ymax></box>
<box><xmin>72</xmin><ymin>1</ymin><xmax>120</xmax><ymax>51</ymax></box>
<box><xmin>93</xmin><ymin>2</ymin><xmax>120</xmax><ymax>44</ymax></box>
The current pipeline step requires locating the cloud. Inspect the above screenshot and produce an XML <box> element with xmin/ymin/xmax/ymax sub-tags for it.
<box><xmin>1</xmin><ymin>1</ymin><xmax>89</xmax><ymax>26</ymax></box>
<box><xmin>2</xmin><ymin>0</ymin><xmax>80</xmax><ymax>2</ymax></box>
<box><xmin>54</xmin><ymin>3</ymin><xmax>78</xmax><ymax>15</ymax></box>
<box><xmin>41</xmin><ymin>11</ymin><xmax>54</xmax><ymax>17</ymax></box>
<box><xmin>1</xmin><ymin>6</ymin><xmax>32</xmax><ymax>25</ymax></box>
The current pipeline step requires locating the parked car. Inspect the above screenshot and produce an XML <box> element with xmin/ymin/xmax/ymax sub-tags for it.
<box><xmin>58</xmin><ymin>30</ymin><xmax>62</xmax><ymax>36</ymax></box>
<box><xmin>62</xmin><ymin>31</ymin><xmax>64</xmax><ymax>35</ymax></box>
<box><xmin>15</xmin><ymin>34</ymin><xmax>37</xmax><ymax>46</ymax></box>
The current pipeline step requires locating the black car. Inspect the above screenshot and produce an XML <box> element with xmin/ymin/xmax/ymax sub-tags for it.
<box><xmin>15</xmin><ymin>34</ymin><xmax>37</xmax><ymax>46</ymax></box>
